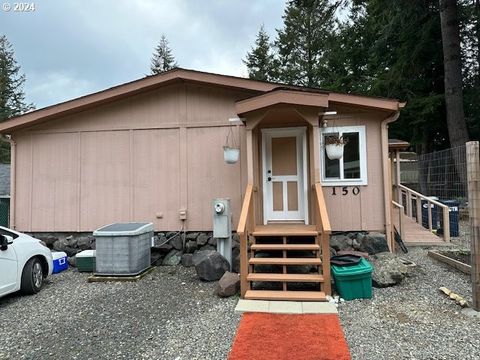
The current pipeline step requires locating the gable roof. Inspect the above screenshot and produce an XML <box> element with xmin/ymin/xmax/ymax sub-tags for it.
<box><xmin>0</xmin><ymin>68</ymin><xmax>406</xmax><ymax>133</ymax></box>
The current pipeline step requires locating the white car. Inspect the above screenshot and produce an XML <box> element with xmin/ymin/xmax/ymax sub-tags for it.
<box><xmin>0</xmin><ymin>227</ymin><xmax>53</xmax><ymax>298</ymax></box>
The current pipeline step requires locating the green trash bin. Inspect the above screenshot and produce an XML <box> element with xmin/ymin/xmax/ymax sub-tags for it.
<box><xmin>331</xmin><ymin>258</ymin><xmax>373</xmax><ymax>300</ymax></box>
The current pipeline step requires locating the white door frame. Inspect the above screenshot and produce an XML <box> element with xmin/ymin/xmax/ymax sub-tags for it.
<box><xmin>261</xmin><ymin>127</ymin><xmax>308</xmax><ymax>224</ymax></box>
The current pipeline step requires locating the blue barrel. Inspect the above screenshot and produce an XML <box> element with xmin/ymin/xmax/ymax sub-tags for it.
<box><xmin>438</xmin><ymin>200</ymin><xmax>460</xmax><ymax>237</ymax></box>
<box><xmin>421</xmin><ymin>199</ymin><xmax>438</xmax><ymax>230</ymax></box>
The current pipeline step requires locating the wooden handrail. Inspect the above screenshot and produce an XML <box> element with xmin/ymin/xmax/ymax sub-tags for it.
<box><xmin>237</xmin><ymin>183</ymin><xmax>254</xmax><ymax>235</ymax></box>
<box><xmin>397</xmin><ymin>184</ymin><xmax>449</xmax><ymax>210</ymax></box>
<box><xmin>313</xmin><ymin>183</ymin><xmax>331</xmax><ymax>295</ymax></box>
<box><xmin>313</xmin><ymin>183</ymin><xmax>331</xmax><ymax>233</ymax></box>
<box><xmin>396</xmin><ymin>184</ymin><xmax>450</xmax><ymax>243</ymax></box>
<box><xmin>237</xmin><ymin>183</ymin><xmax>254</xmax><ymax>297</ymax></box>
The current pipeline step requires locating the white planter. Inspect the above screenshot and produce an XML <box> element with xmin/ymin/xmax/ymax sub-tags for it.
<box><xmin>223</xmin><ymin>146</ymin><xmax>240</xmax><ymax>164</ymax></box>
<box><xmin>326</xmin><ymin>144</ymin><xmax>345</xmax><ymax>160</ymax></box>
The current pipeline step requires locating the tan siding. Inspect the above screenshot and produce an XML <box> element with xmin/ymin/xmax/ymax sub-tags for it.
<box><xmin>186</xmin><ymin>126</ymin><xmax>243</xmax><ymax>230</ymax></box>
<box><xmin>10</xmin><ymin>83</ymin><xmax>387</xmax><ymax>233</ymax></box>
<box><xmin>131</xmin><ymin>129</ymin><xmax>181</xmax><ymax>230</ymax></box>
<box><xmin>80</xmin><ymin>131</ymin><xmax>131</xmax><ymax>230</ymax></box>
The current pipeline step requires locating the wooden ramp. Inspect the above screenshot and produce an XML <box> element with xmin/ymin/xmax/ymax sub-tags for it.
<box><xmin>392</xmin><ymin>208</ymin><xmax>449</xmax><ymax>246</ymax></box>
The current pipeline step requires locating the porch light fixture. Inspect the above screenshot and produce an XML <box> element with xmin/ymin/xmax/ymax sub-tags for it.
<box><xmin>319</xmin><ymin>111</ymin><xmax>337</xmax><ymax>128</ymax></box>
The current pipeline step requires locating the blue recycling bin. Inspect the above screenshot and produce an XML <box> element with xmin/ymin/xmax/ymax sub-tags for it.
<box><xmin>438</xmin><ymin>200</ymin><xmax>460</xmax><ymax>237</ymax></box>
<box><xmin>421</xmin><ymin>199</ymin><xmax>438</xmax><ymax>230</ymax></box>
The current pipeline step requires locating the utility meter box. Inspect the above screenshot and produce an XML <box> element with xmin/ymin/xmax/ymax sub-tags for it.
<box><xmin>212</xmin><ymin>198</ymin><xmax>231</xmax><ymax>238</ymax></box>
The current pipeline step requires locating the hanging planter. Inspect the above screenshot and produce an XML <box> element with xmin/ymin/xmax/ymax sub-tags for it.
<box><xmin>223</xmin><ymin>126</ymin><xmax>240</xmax><ymax>164</ymax></box>
<box><xmin>325</xmin><ymin>135</ymin><xmax>348</xmax><ymax>160</ymax></box>
<box><xmin>223</xmin><ymin>146</ymin><xmax>240</xmax><ymax>164</ymax></box>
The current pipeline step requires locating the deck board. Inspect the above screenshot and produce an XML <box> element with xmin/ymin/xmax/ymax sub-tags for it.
<box><xmin>253</xmin><ymin>224</ymin><xmax>318</xmax><ymax>236</ymax></box>
<box><xmin>392</xmin><ymin>208</ymin><xmax>447</xmax><ymax>246</ymax></box>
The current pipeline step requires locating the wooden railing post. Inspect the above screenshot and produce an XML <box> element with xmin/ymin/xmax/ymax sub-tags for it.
<box><xmin>237</xmin><ymin>184</ymin><xmax>254</xmax><ymax>298</ymax></box>
<box><xmin>321</xmin><ymin>231</ymin><xmax>331</xmax><ymax>295</ymax></box>
<box><xmin>416</xmin><ymin>196</ymin><xmax>422</xmax><ymax>224</ymax></box>
<box><xmin>466</xmin><ymin>141</ymin><xmax>480</xmax><ymax>311</ymax></box>
<box><xmin>313</xmin><ymin>183</ymin><xmax>332</xmax><ymax>296</ymax></box>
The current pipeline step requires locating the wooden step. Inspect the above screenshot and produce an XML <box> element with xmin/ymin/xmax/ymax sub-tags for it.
<box><xmin>251</xmin><ymin>244</ymin><xmax>320</xmax><ymax>251</ymax></box>
<box><xmin>253</xmin><ymin>224</ymin><xmax>318</xmax><ymax>237</ymax></box>
<box><xmin>244</xmin><ymin>290</ymin><xmax>326</xmax><ymax>302</ymax></box>
<box><xmin>247</xmin><ymin>273</ymin><xmax>324</xmax><ymax>282</ymax></box>
<box><xmin>249</xmin><ymin>257</ymin><xmax>322</xmax><ymax>266</ymax></box>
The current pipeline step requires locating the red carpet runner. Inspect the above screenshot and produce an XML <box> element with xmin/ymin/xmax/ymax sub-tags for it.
<box><xmin>229</xmin><ymin>313</ymin><xmax>351</xmax><ymax>360</ymax></box>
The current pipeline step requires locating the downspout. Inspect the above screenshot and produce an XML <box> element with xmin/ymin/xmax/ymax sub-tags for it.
<box><xmin>381</xmin><ymin>111</ymin><xmax>400</xmax><ymax>252</ymax></box>
<box><xmin>2</xmin><ymin>134</ymin><xmax>15</xmax><ymax>229</ymax></box>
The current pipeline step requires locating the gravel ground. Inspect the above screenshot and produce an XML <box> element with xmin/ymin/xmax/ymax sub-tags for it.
<box><xmin>339</xmin><ymin>246</ymin><xmax>480</xmax><ymax>360</ymax></box>
<box><xmin>2</xmin><ymin>243</ymin><xmax>480</xmax><ymax>360</ymax></box>
<box><xmin>0</xmin><ymin>266</ymin><xmax>241</xmax><ymax>360</ymax></box>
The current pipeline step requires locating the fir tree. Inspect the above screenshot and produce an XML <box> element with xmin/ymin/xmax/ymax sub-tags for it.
<box><xmin>150</xmin><ymin>35</ymin><xmax>178</xmax><ymax>75</ymax></box>
<box><xmin>0</xmin><ymin>35</ymin><xmax>34</xmax><ymax>163</ymax></box>
<box><xmin>243</xmin><ymin>25</ymin><xmax>275</xmax><ymax>81</ymax></box>
<box><xmin>0</xmin><ymin>35</ymin><xmax>33</xmax><ymax>121</ymax></box>
<box><xmin>275</xmin><ymin>0</ymin><xmax>341</xmax><ymax>87</ymax></box>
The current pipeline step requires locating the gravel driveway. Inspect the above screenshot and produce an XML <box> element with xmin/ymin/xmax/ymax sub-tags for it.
<box><xmin>0</xmin><ymin>267</ymin><xmax>241</xmax><ymax>360</ymax></box>
<box><xmin>2</xmin><ymin>246</ymin><xmax>480</xmax><ymax>360</ymax></box>
<box><xmin>339</xmin><ymin>247</ymin><xmax>480</xmax><ymax>360</ymax></box>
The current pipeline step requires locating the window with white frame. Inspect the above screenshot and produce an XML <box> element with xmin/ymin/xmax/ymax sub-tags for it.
<box><xmin>320</xmin><ymin>125</ymin><xmax>367</xmax><ymax>186</ymax></box>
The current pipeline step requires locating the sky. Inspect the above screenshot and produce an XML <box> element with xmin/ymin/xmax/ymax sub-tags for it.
<box><xmin>0</xmin><ymin>0</ymin><xmax>286</xmax><ymax>109</ymax></box>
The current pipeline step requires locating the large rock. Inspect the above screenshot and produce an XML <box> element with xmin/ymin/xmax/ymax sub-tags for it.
<box><xmin>181</xmin><ymin>253</ymin><xmax>194</xmax><ymax>267</ymax></box>
<box><xmin>196</xmin><ymin>233</ymin><xmax>208</xmax><ymax>246</ymax></box>
<box><xmin>330</xmin><ymin>234</ymin><xmax>353</xmax><ymax>251</ymax></box>
<box><xmin>232</xmin><ymin>254</ymin><xmax>240</xmax><ymax>273</ymax></box>
<box><xmin>53</xmin><ymin>238</ymin><xmax>69</xmax><ymax>252</ymax></box>
<box><xmin>77</xmin><ymin>236</ymin><xmax>95</xmax><ymax>250</ymax></box>
<box><xmin>185</xmin><ymin>240</ymin><xmax>197</xmax><ymax>254</ymax></box>
<box><xmin>64</xmin><ymin>246</ymin><xmax>80</xmax><ymax>257</ymax></box>
<box><xmin>359</xmin><ymin>232</ymin><xmax>389</xmax><ymax>255</ymax></box>
<box><xmin>370</xmin><ymin>252</ymin><xmax>412</xmax><ymax>288</ymax></box>
<box><xmin>35</xmin><ymin>235</ymin><xmax>58</xmax><ymax>247</ymax></box>
<box><xmin>216</xmin><ymin>272</ymin><xmax>240</xmax><ymax>297</ymax></box>
<box><xmin>199</xmin><ymin>244</ymin><xmax>216</xmax><ymax>251</ymax></box>
<box><xmin>67</xmin><ymin>256</ymin><xmax>76</xmax><ymax>267</ymax></box>
<box><xmin>152</xmin><ymin>233</ymin><xmax>167</xmax><ymax>247</ymax></box>
<box><xmin>186</xmin><ymin>232</ymin><xmax>200</xmax><ymax>241</ymax></box>
<box><xmin>170</xmin><ymin>235</ymin><xmax>183</xmax><ymax>251</ymax></box>
<box><xmin>162</xmin><ymin>250</ymin><xmax>183</xmax><ymax>266</ymax></box>
<box><xmin>208</xmin><ymin>236</ymin><xmax>217</xmax><ymax>247</ymax></box>
<box><xmin>193</xmin><ymin>250</ymin><xmax>230</xmax><ymax>281</ymax></box>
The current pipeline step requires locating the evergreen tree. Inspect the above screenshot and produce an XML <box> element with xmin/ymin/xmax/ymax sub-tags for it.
<box><xmin>439</xmin><ymin>0</ymin><xmax>469</xmax><ymax>148</ymax></box>
<box><xmin>150</xmin><ymin>35</ymin><xmax>178</xmax><ymax>75</ymax></box>
<box><xmin>243</xmin><ymin>25</ymin><xmax>275</xmax><ymax>81</ymax></box>
<box><xmin>0</xmin><ymin>35</ymin><xmax>34</xmax><ymax>163</ymax></box>
<box><xmin>275</xmin><ymin>0</ymin><xmax>341</xmax><ymax>87</ymax></box>
<box><xmin>0</xmin><ymin>35</ymin><xmax>33</xmax><ymax>121</ymax></box>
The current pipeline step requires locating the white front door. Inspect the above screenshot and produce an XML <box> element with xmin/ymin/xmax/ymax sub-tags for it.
<box><xmin>262</xmin><ymin>127</ymin><xmax>308</xmax><ymax>224</ymax></box>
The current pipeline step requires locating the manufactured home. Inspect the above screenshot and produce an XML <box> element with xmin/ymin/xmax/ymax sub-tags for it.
<box><xmin>0</xmin><ymin>68</ymin><xmax>411</xmax><ymax>301</ymax></box>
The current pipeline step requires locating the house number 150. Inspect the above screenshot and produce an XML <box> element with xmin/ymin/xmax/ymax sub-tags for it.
<box><xmin>331</xmin><ymin>186</ymin><xmax>360</xmax><ymax>196</ymax></box>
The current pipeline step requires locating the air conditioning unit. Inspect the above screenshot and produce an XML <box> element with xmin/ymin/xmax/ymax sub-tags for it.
<box><xmin>93</xmin><ymin>222</ymin><xmax>153</xmax><ymax>276</ymax></box>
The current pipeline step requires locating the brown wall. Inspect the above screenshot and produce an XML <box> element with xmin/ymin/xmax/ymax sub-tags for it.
<box><xmin>11</xmin><ymin>83</ymin><xmax>387</xmax><ymax>233</ymax></box>
<box><xmin>13</xmin><ymin>83</ymin><xmax>249</xmax><ymax>232</ymax></box>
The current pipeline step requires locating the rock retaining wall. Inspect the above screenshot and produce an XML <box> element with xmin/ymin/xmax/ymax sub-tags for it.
<box><xmin>31</xmin><ymin>230</ymin><xmax>386</xmax><ymax>270</ymax></box>
<box><xmin>30</xmin><ymin>231</ymin><xmax>241</xmax><ymax>271</ymax></box>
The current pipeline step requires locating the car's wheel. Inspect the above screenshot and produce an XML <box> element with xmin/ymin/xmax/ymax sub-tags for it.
<box><xmin>21</xmin><ymin>257</ymin><xmax>44</xmax><ymax>294</ymax></box>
